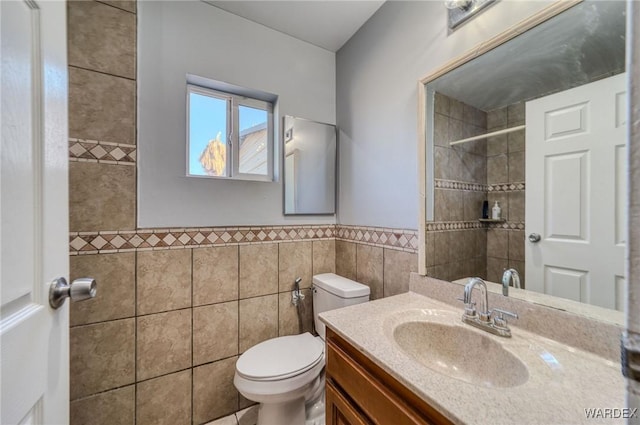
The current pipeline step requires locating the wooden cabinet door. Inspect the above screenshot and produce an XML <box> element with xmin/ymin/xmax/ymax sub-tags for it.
<box><xmin>326</xmin><ymin>381</ymin><xmax>371</xmax><ymax>425</ymax></box>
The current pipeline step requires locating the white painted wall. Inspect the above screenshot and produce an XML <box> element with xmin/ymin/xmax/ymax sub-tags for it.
<box><xmin>138</xmin><ymin>1</ymin><xmax>335</xmax><ymax>228</ymax></box>
<box><xmin>336</xmin><ymin>0</ymin><xmax>554</xmax><ymax>229</ymax></box>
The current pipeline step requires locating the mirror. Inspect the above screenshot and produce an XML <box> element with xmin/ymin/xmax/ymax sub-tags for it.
<box><xmin>283</xmin><ymin>116</ymin><xmax>337</xmax><ymax>215</ymax></box>
<box><xmin>421</xmin><ymin>1</ymin><xmax>626</xmax><ymax>314</ymax></box>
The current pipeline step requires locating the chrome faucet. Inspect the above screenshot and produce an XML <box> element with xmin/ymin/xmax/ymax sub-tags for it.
<box><xmin>501</xmin><ymin>268</ymin><xmax>521</xmax><ymax>296</ymax></box>
<box><xmin>459</xmin><ymin>277</ymin><xmax>518</xmax><ymax>338</ymax></box>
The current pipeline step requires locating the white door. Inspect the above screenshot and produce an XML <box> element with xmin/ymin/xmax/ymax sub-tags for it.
<box><xmin>1</xmin><ymin>1</ymin><xmax>69</xmax><ymax>424</ymax></box>
<box><xmin>525</xmin><ymin>73</ymin><xmax>627</xmax><ymax>310</ymax></box>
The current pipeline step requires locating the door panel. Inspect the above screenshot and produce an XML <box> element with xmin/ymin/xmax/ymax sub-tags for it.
<box><xmin>1</xmin><ymin>1</ymin><xmax>69</xmax><ymax>424</ymax></box>
<box><xmin>526</xmin><ymin>73</ymin><xmax>626</xmax><ymax>310</ymax></box>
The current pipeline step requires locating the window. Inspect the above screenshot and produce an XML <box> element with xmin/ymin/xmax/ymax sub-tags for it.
<box><xmin>187</xmin><ymin>84</ymin><xmax>274</xmax><ymax>181</ymax></box>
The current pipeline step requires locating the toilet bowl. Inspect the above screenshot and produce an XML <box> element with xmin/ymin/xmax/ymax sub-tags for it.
<box><xmin>233</xmin><ymin>273</ymin><xmax>370</xmax><ymax>425</ymax></box>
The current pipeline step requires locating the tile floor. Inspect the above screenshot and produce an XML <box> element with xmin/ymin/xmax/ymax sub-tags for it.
<box><xmin>206</xmin><ymin>406</ymin><xmax>258</xmax><ymax>425</ymax></box>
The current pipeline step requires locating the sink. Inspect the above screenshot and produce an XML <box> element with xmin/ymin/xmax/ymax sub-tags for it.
<box><xmin>393</xmin><ymin>321</ymin><xmax>529</xmax><ymax>388</ymax></box>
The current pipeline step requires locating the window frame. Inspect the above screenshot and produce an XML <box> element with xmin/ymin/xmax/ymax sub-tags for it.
<box><xmin>186</xmin><ymin>84</ymin><xmax>274</xmax><ymax>182</ymax></box>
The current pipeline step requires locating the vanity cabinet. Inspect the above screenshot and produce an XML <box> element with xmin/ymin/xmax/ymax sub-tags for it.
<box><xmin>325</xmin><ymin>328</ymin><xmax>454</xmax><ymax>425</ymax></box>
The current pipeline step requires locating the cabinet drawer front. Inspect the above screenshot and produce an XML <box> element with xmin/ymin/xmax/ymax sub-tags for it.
<box><xmin>326</xmin><ymin>381</ymin><xmax>371</xmax><ymax>425</ymax></box>
<box><xmin>327</xmin><ymin>341</ymin><xmax>428</xmax><ymax>425</ymax></box>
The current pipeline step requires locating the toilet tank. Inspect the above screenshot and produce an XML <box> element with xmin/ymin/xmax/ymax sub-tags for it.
<box><xmin>312</xmin><ymin>273</ymin><xmax>370</xmax><ymax>340</ymax></box>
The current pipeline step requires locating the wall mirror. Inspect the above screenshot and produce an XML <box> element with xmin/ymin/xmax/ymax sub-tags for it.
<box><xmin>420</xmin><ymin>0</ymin><xmax>627</xmax><ymax>319</ymax></box>
<box><xmin>283</xmin><ymin>116</ymin><xmax>337</xmax><ymax>215</ymax></box>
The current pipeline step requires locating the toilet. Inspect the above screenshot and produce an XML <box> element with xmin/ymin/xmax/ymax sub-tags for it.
<box><xmin>234</xmin><ymin>273</ymin><xmax>370</xmax><ymax>425</ymax></box>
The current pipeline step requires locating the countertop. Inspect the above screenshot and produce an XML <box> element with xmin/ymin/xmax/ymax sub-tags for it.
<box><xmin>319</xmin><ymin>292</ymin><xmax>626</xmax><ymax>425</ymax></box>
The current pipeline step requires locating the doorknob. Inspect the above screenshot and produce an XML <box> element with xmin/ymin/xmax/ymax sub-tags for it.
<box><xmin>49</xmin><ymin>277</ymin><xmax>97</xmax><ymax>309</ymax></box>
<box><xmin>528</xmin><ymin>233</ymin><xmax>541</xmax><ymax>243</ymax></box>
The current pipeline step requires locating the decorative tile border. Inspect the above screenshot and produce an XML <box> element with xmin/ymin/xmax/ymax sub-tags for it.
<box><xmin>335</xmin><ymin>225</ymin><xmax>418</xmax><ymax>253</ymax></box>
<box><xmin>434</xmin><ymin>179</ymin><xmax>487</xmax><ymax>192</ymax></box>
<box><xmin>69</xmin><ymin>138</ymin><xmax>136</xmax><ymax>165</ymax></box>
<box><xmin>70</xmin><ymin>225</ymin><xmax>335</xmax><ymax>255</ymax></box>
<box><xmin>425</xmin><ymin>221</ymin><xmax>485</xmax><ymax>232</ymax></box>
<box><xmin>487</xmin><ymin>182</ymin><xmax>525</xmax><ymax>192</ymax></box>
<box><xmin>487</xmin><ymin>221</ymin><xmax>525</xmax><ymax>230</ymax></box>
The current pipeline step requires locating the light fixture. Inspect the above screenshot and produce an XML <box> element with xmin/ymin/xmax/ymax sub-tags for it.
<box><xmin>446</xmin><ymin>0</ymin><xmax>496</xmax><ymax>30</ymax></box>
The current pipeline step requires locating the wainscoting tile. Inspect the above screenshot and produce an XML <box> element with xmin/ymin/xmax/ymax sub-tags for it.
<box><xmin>193</xmin><ymin>357</ymin><xmax>239</xmax><ymax>424</ymax></box>
<box><xmin>70</xmin><ymin>318</ymin><xmax>135</xmax><ymax>399</ymax></box>
<box><xmin>70</xmin><ymin>385</ymin><xmax>134</xmax><ymax>425</ymax></box>
<box><xmin>279</xmin><ymin>241</ymin><xmax>312</xmax><ymax>292</ymax></box>
<box><xmin>312</xmin><ymin>240</ymin><xmax>335</xmax><ymax>275</ymax></box>
<box><xmin>70</xmin><ymin>252</ymin><xmax>135</xmax><ymax>326</ymax></box>
<box><xmin>335</xmin><ymin>240</ymin><xmax>356</xmax><ymax>280</ymax></box>
<box><xmin>68</xmin><ymin>1</ymin><xmax>135</xmax><ymax>78</ymax></box>
<box><xmin>239</xmin><ymin>295</ymin><xmax>278</xmax><ymax>353</ymax></box>
<box><xmin>136</xmin><ymin>249</ymin><xmax>191</xmax><ymax>315</ymax></box>
<box><xmin>278</xmin><ymin>289</ymin><xmax>312</xmax><ymax>336</ymax></box>
<box><xmin>68</xmin><ymin>67</ymin><xmax>135</xmax><ymax>144</ymax></box>
<box><xmin>239</xmin><ymin>244</ymin><xmax>278</xmax><ymax>298</ymax></box>
<box><xmin>356</xmin><ymin>244</ymin><xmax>383</xmax><ymax>300</ymax></box>
<box><xmin>136</xmin><ymin>309</ymin><xmax>192</xmax><ymax>381</ymax></box>
<box><xmin>193</xmin><ymin>246</ymin><xmax>239</xmax><ymax>306</ymax></box>
<box><xmin>383</xmin><ymin>249</ymin><xmax>418</xmax><ymax>297</ymax></box>
<box><xmin>136</xmin><ymin>370</ymin><xmax>191</xmax><ymax>425</ymax></box>
<box><xmin>193</xmin><ymin>301</ymin><xmax>238</xmax><ymax>366</ymax></box>
<box><xmin>69</xmin><ymin>161</ymin><xmax>136</xmax><ymax>231</ymax></box>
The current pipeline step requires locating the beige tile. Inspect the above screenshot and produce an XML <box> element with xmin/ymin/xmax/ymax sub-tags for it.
<box><xmin>137</xmin><ymin>309</ymin><xmax>192</xmax><ymax>381</ymax></box>
<box><xmin>487</xmin><ymin>229</ymin><xmax>509</xmax><ymax>260</ymax></box>
<box><xmin>509</xmin><ymin>230</ymin><xmax>525</xmax><ymax>262</ymax></box>
<box><xmin>508</xmin><ymin>128</ymin><xmax>525</xmax><ymax>153</ymax></box>
<box><xmin>193</xmin><ymin>301</ymin><xmax>238</xmax><ymax>366</ymax></box>
<box><xmin>433</xmin><ymin>232</ymin><xmax>450</xmax><ymax>266</ymax></box>
<box><xmin>425</xmin><ymin>231</ymin><xmax>436</xmax><ymax>267</ymax></box>
<box><xmin>312</xmin><ymin>240</ymin><xmax>335</xmax><ymax>275</ymax></box>
<box><xmin>509</xmin><ymin>191</ymin><xmax>525</xmax><ymax>222</ymax></box>
<box><xmin>279</xmin><ymin>241</ymin><xmax>312</xmax><ymax>292</ymax></box>
<box><xmin>507</xmin><ymin>102</ymin><xmax>525</xmax><ymax>125</ymax></box>
<box><xmin>69</xmin><ymin>162</ymin><xmax>135</xmax><ymax>231</ymax></box>
<box><xmin>434</xmin><ymin>146</ymin><xmax>449</xmax><ymax>180</ymax></box>
<box><xmin>463</xmin><ymin>191</ymin><xmax>484</xmax><ymax>222</ymax></box>
<box><xmin>239</xmin><ymin>295</ymin><xmax>278</xmax><ymax>352</ymax></box>
<box><xmin>448</xmin><ymin>119</ymin><xmax>464</xmax><ymax>152</ymax></box>
<box><xmin>486</xmin><ymin>257</ymin><xmax>509</xmax><ymax>283</ymax></box>
<box><xmin>434</xmin><ymin>113</ymin><xmax>450</xmax><ymax>148</ymax></box>
<box><xmin>136</xmin><ymin>370</ymin><xmax>191</xmax><ymax>425</ymax></box>
<box><xmin>356</xmin><ymin>244</ymin><xmax>383</xmax><ymax>300</ymax></box>
<box><xmin>137</xmin><ymin>249</ymin><xmax>191</xmax><ymax>315</ymax></box>
<box><xmin>448</xmin><ymin>231</ymin><xmax>465</xmax><ymax>262</ymax></box>
<box><xmin>205</xmin><ymin>414</ymin><xmax>238</xmax><ymax>425</ymax></box>
<box><xmin>278</xmin><ymin>289</ymin><xmax>313</xmax><ymax>336</ymax></box>
<box><xmin>239</xmin><ymin>244</ymin><xmax>278</xmax><ymax>298</ymax></box>
<box><xmin>508</xmin><ymin>151</ymin><xmax>525</xmax><ymax>182</ymax></box>
<box><xmin>71</xmin><ymin>385</ymin><xmax>134</xmax><ymax>425</ymax></box>
<box><xmin>449</xmin><ymin>98</ymin><xmax>464</xmax><ymax>120</ymax></box>
<box><xmin>383</xmin><ymin>249</ymin><xmax>418</xmax><ymax>297</ymax></box>
<box><xmin>487</xmin><ymin>107</ymin><xmax>507</xmax><ymax>130</ymax></box>
<box><xmin>335</xmin><ymin>240</ymin><xmax>356</xmax><ymax>280</ymax></box>
<box><xmin>236</xmin><ymin>406</ymin><xmax>259</xmax><ymax>425</ymax></box>
<box><xmin>193</xmin><ymin>246</ymin><xmax>239</xmax><ymax>306</ymax></box>
<box><xmin>70</xmin><ymin>252</ymin><xmax>135</xmax><ymax>326</ymax></box>
<box><xmin>70</xmin><ymin>319</ymin><xmax>135</xmax><ymax>399</ymax></box>
<box><xmin>193</xmin><ymin>357</ymin><xmax>239</xmax><ymax>424</ymax></box>
<box><xmin>68</xmin><ymin>1</ymin><xmax>135</xmax><ymax>79</ymax></box>
<box><xmin>69</xmin><ymin>67</ymin><xmax>135</xmax><ymax>143</ymax></box>
<box><xmin>487</xmin><ymin>154</ymin><xmax>508</xmax><ymax>184</ymax></box>
<box><xmin>449</xmin><ymin>190</ymin><xmax>464</xmax><ymax>221</ymax></box>
<box><xmin>97</xmin><ymin>0</ymin><xmax>136</xmax><ymax>13</ymax></box>
<box><xmin>434</xmin><ymin>92</ymin><xmax>450</xmax><ymax>116</ymax></box>
<box><xmin>487</xmin><ymin>134</ymin><xmax>508</xmax><ymax>156</ymax></box>
<box><xmin>238</xmin><ymin>394</ymin><xmax>256</xmax><ymax>410</ymax></box>
<box><xmin>434</xmin><ymin>189</ymin><xmax>450</xmax><ymax>222</ymax></box>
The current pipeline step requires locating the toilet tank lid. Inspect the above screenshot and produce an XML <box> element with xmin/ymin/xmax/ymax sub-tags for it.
<box><xmin>312</xmin><ymin>273</ymin><xmax>370</xmax><ymax>298</ymax></box>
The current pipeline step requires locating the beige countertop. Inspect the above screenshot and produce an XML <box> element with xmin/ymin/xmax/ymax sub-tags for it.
<box><xmin>319</xmin><ymin>292</ymin><xmax>626</xmax><ymax>425</ymax></box>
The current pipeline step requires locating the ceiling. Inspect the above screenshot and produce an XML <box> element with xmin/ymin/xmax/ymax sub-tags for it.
<box><xmin>429</xmin><ymin>1</ymin><xmax>626</xmax><ymax>111</ymax></box>
<box><xmin>204</xmin><ymin>1</ymin><xmax>385</xmax><ymax>52</ymax></box>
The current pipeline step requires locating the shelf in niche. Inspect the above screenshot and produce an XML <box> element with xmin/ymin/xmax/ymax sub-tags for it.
<box><xmin>478</xmin><ymin>218</ymin><xmax>506</xmax><ymax>223</ymax></box>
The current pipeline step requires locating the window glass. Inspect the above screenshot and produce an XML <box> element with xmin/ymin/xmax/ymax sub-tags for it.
<box><xmin>238</xmin><ymin>105</ymin><xmax>268</xmax><ymax>175</ymax></box>
<box><xmin>188</xmin><ymin>92</ymin><xmax>228</xmax><ymax>177</ymax></box>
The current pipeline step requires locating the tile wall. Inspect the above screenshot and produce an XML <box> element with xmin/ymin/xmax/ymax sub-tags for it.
<box><xmin>427</xmin><ymin>93</ymin><xmax>488</xmax><ymax>281</ymax></box>
<box><xmin>485</xmin><ymin>103</ymin><xmax>526</xmax><ymax>286</ymax></box>
<box><xmin>427</xmin><ymin>93</ymin><xmax>526</xmax><ymax>286</ymax></box>
<box><xmin>66</xmin><ymin>2</ymin><xmax>418</xmax><ymax>424</ymax></box>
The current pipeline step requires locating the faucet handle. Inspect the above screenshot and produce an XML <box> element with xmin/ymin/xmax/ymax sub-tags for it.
<box><xmin>491</xmin><ymin>308</ymin><xmax>518</xmax><ymax>329</ymax></box>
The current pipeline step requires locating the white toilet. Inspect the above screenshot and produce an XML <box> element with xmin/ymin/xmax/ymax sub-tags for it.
<box><xmin>234</xmin><ymin>273</ymin><xmax>370</xmax><ymax>425</ymax></box>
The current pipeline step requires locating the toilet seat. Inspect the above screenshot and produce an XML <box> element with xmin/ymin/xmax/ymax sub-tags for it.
<box><xmin>236</xmin><ymin>332</ymin><xmax>324</xmax><ymax>381</ymax></box>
